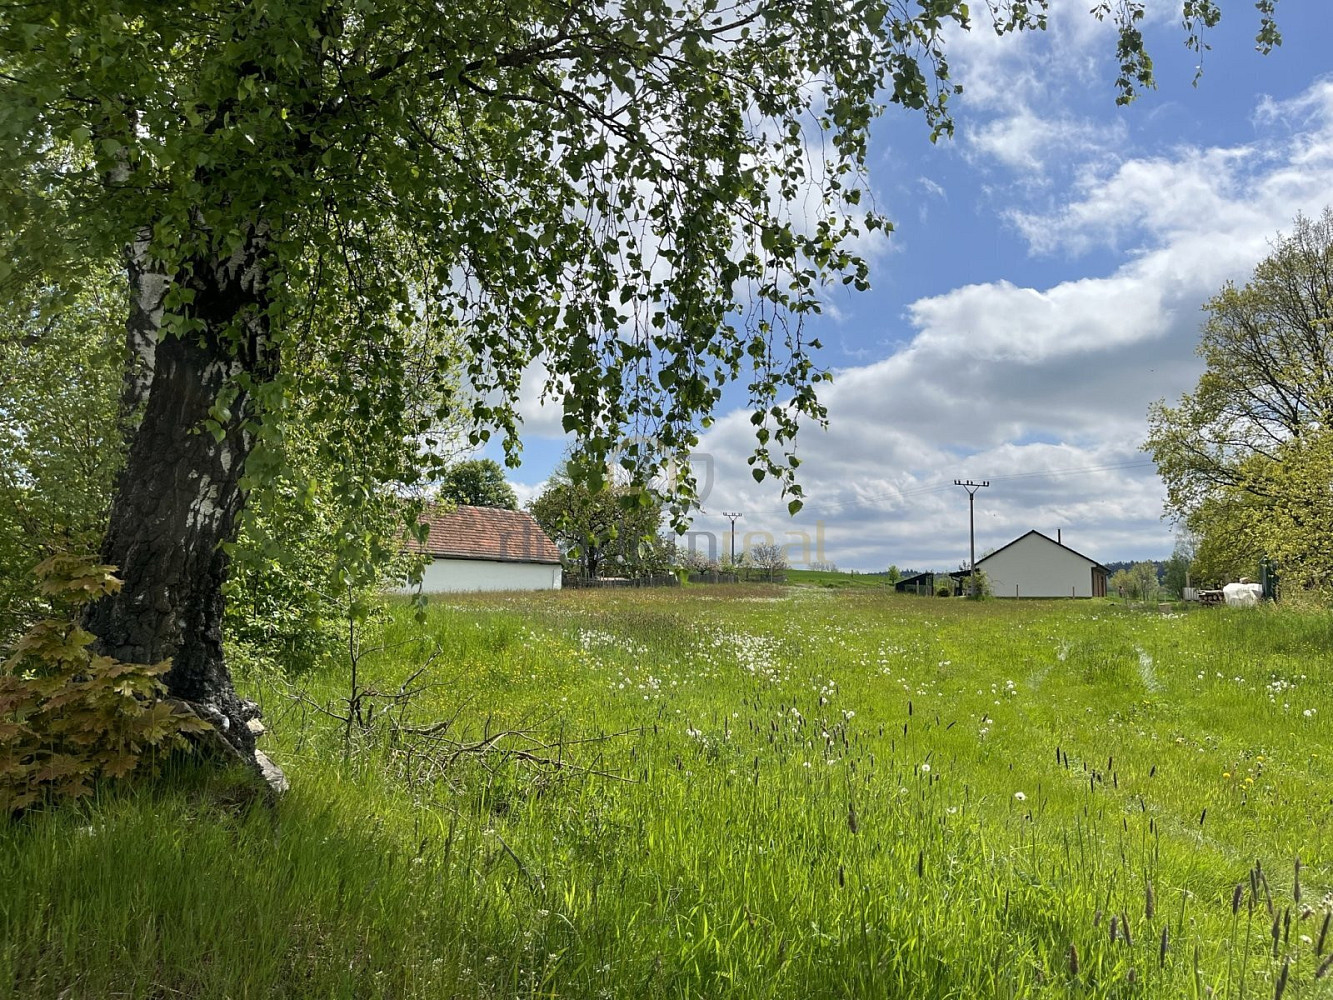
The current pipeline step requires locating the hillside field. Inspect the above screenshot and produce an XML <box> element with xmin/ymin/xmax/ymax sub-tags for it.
<box><xmin>3</xmin><ymin>588</ymin><xmax>1331</xmax><ymax>999</ymax></box>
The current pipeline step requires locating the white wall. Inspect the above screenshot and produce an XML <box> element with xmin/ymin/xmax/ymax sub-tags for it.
<box><xmin>403</xmin><ymin>558</ymin><xmax>562</xmax><ymax>593</ymax></box>
<box><xmin>981</xmin><ymin>534</ymin><xmax>1097</xmax><ymax>598</ymax></box>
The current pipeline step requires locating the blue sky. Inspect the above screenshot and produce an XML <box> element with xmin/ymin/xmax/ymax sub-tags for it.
<box><xmin>496</xmin><ymin>1</ymin><xmax>1332</xmax><ymax>573</ymax></box>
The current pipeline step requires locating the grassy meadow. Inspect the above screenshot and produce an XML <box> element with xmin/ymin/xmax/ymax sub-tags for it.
<box><xmin>3</xmin><ymin>587</ymin><xmax>1331</xmax><ymax>999</ymax></box>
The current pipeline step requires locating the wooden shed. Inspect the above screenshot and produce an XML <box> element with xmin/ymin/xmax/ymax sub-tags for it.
<box><xmin>894</xmin><ymin>572</ymin><xmax>937</xmax><ymax>595</ymax></box>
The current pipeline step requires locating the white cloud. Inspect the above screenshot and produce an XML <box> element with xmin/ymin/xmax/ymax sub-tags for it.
<box><xmin>908</xmin><ymin>274</ymin><xmax>1165</xmax><ymax>362</ymax></box>
<box><xmin>1008</xmin><ymin>146</ymin><xmax>1269</xmax><ymax>256</ymax></box>
<box><xmin>510</xmin><ymin>478</ymin><xmax>547</xmax><ymax>509</ymax></box>
<box><xmin>944</xmin><ymin>0</ymin><xmax>1123</xmax><ymax>115</ymax></box>
<box><xmin>918</xmin><ymin>176</ymin><xmax>946</xmax><ymax>200</ymax></box>
<box><xmin>969</xmin><ymin>110</ymin><xmax>1126</xmax><ymax>176</ymax></box>
<box><xmin>1254</xmin><ymin>77</ymin><xmax>1333</xmax><ymax>128</ymax></box>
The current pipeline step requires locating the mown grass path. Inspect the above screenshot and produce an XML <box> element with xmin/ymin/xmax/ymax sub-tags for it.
<box><xmin>3</xmin><ymin>588</ymin><xmax>1330</xmax><ymax>999</ymax></box>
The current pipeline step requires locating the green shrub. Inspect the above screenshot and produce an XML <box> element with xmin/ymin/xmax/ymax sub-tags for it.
<box><xmin>0</xmin><ymin>555</ymin><xmax>209</xmax><ymax>815</ymax></box>
<box><xmin>967</xmin><ymin>568</ymin><xmax>992</xmax><ymax>600</ymax></box>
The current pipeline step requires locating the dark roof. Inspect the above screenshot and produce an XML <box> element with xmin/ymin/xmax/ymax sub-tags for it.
<box><xmin>896</xmin><ymin>572</ymin><xmax>934</xmax><ymax>585</ymax></box>
<box><xmin>411</xmin><ymin>504</ymin><xmax>562</xmax><ymax>565</ymax></box>
<box><xmin>975</xmin><ymin>530</ymin><xmax>1108</xmax><ymax>573</ymax></box>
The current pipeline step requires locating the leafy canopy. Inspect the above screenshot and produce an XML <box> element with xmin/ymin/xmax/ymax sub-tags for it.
<box><xmin>0</xmin><ymin>272</ymin><xmax>124</xmax><ymax>643</ymax></box>
<box><xmin>435</xmin><ymin>459</ymin><xmax>519</xmax><ymax>511</ymax></box>
<box><xmin>528</xmin><ymin>465</ymin><xmax>663</xmax><ymax>579</ymax></box>
<box><xmin>222</xmin><ymin>262</ymin><xmax>471</xmax><ymax>671</ymax></box>
<box><xmin>1109</xmin><ymin>561</ymin><xmax>1159</xmax><ymax>602</ymax></box>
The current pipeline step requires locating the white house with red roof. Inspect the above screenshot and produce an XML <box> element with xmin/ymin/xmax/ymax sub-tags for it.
<box><xmin>404</xmin><ymin>504</ymin><xmax>563</xmax><ymax>592</ymax></box>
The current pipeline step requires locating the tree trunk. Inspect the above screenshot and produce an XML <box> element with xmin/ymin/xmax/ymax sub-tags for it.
<box><xmin>84</xmin><ymin>227</ymin><xmax>275</xmax><ymax>763</ymax></box>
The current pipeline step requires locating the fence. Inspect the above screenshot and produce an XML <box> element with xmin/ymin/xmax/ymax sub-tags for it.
<box><xmin>561</xmin><ymin>570</ymin><xmax>777</xmax><ymax>588</ymax></box>
<box><xmin>562</xmin><ymin>573</ymin><xmax>681</xmax><ymax>589</ymax></box>
<box><xmin>736</xmin><ymin>568</ymin><xmax>786</xmax><ymax>584</ymax></box>
<box><xmin>687</xmin><ymin>571</ymin><xmax>740</xmax><ymax>585</ymax></box>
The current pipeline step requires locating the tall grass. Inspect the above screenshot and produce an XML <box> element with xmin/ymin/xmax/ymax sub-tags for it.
<box><xmin>3</xmin><ymin>589</ymin><xmax>1328</xmax><ymax>998</ymax></box>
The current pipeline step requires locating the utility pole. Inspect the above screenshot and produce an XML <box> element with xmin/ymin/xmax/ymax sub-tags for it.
<box><xmin>954</xmin><ymin>480</ymin><xmax>989</xmax><ymax>597</ymax></box>
<box><xmin>721</xmin><ymin>512</ymin><xmax>743</xmax><ymax>567</ymax></box>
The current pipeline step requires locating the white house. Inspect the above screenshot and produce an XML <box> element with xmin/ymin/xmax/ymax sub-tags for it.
<box><xmin>976</xmin><ymin>530</ymin><xmax>1109</xmax><ymax>599</ymax></box>
<box><xmin>404</xmin><ymin>505</ymin><xmax>563</xmax><ymax>593</ymax></box>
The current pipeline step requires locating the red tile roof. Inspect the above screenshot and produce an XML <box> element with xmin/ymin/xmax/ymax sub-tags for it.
<box><xmin>411</xmin><ymin>504</ymin><xmax>562</xmax><ymax>565</ymax></box>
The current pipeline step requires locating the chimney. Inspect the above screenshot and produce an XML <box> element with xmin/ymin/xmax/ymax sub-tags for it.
<box><xmin>1057</xmin><ymin>528</ymin><xmax>1062</xmax><ymax>545</ymax></box>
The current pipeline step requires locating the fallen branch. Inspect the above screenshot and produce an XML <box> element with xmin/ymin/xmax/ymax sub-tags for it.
<box><xmin>389</xmin><ymin>724</ymin><xmax>643</xmax><ymax>788</ymax></box>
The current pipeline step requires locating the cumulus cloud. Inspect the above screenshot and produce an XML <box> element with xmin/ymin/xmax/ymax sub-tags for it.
<box><xmin>1009</xmin><ymin>147</ymin><xmax>1269</xmax><ymax>256</ymax></box>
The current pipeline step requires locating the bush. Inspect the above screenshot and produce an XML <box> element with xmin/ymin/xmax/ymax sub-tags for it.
<box><xmin>0</xmin><ymin>555</ymin><xmax>209</xmax><ymax>815</ymax></box>
<box><xmin>967</xmin><ymin>569</ymin><xmax>992</xmax><ymax>600</ymax></box>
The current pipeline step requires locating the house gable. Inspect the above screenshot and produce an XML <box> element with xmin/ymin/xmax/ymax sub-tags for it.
<box><xmin>977</xmin><ymin>530</ymin><xmax>1107</xmax><ymax>573</ymax></box>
